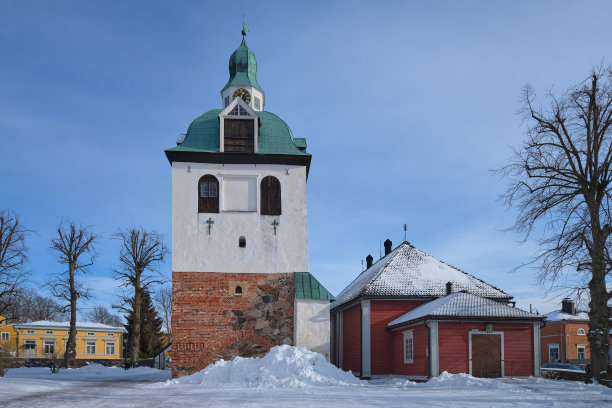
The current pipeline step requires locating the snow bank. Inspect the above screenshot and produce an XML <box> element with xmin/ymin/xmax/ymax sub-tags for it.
<box><xmin>166</xmin><ymin>345</ymin><xmax>362</xmax><ymax>388</ymax></box>
<box><xmin>5</xmin><ymin>363</ymin><xmax>169</xmax><ymax>382</ymax></box>
<box><xmin>422</xmin><ymin>371</ymin><xmax>512</xmax><ymax>389</ymax></box>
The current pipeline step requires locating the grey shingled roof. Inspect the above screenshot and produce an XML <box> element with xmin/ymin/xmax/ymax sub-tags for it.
<box><xmin>388</xmin><ymin>292</ymin><xmax>542</xmax><ymax>328</ymax></box>
<box><xmin>331</xmin><ymin>242</ymin><xmax>511</xmax><ymax>310</ymax></box>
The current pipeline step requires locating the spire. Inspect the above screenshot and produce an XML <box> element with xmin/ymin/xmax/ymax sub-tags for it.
<box><xmin>221</xmin><ymin>24</ymin><xmax>263</xmax><ymax>94</ymax></box>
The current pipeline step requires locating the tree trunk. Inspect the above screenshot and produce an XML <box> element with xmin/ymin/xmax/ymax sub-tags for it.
<box><xmin>588</xmin><ymin>238</ymin><xmax>610</xmax><ymax>381</ymax></box>
<box><xmin>129</xmin><ymin>286</ymin><xmax>142</xmax><ymax>366</ymax></box>
<box><xmin>64</xmin><ymin>262</ymin><xmax>77</xmax><ymax>368</ymax></box>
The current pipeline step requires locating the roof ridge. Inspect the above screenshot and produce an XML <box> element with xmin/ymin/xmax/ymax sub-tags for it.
<box><xmin>410</xmin><ymin>245</ymin><xmax>511</xmax><ymax>299</ymax></box>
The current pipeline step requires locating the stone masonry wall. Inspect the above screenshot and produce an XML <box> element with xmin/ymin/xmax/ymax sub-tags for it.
<box><xmin>172</xmin><ymin>271</ymin><xmax>295</xmax><ymax>377</ymax></box>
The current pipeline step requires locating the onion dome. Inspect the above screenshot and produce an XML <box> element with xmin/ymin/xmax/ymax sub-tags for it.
<box><xmin>221</xmin><ymin>38</ymin><xmax>263</xmax><ymax>93</ymax></box>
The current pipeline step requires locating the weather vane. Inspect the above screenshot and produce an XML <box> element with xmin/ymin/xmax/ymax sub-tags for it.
<box><xmin>242</xmin><ymin>14</ymin><xmax>250</xmax><ymax>37</ymax></box>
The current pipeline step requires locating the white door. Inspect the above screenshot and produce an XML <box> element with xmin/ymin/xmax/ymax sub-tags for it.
<box><xmin>23</xmin><ymin>340</ymin><xmax>36</xmax><ymax>358</ymax></box>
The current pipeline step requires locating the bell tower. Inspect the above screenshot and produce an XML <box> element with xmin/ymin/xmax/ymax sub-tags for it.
<box><xmin>165</xmin><ymin>30</ymin><xmax>334</xmax><ymax>378</ymax></box>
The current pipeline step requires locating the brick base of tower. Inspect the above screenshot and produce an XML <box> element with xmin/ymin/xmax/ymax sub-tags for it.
<box><xmin>171</xmin><ymin>271</ymin><xmax>295</xmax><ymax>377</ymax></box>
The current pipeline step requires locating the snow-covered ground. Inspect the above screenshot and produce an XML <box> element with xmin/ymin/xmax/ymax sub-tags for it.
<box><xmin>1</xmin><ymin>347</ymin><xmax>611</xmax><ymax>407</ymax></box>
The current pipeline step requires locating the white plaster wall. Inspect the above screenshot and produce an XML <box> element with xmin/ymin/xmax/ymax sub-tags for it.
<box><xmin>172</xmin><ymin>162</ymin><xmax>308</xmax><ymax>274</ymax></box>
<box><xmin>294</xmin><ymin>298</ymin><xmax>330</xmax><ymax>358</ymax></box>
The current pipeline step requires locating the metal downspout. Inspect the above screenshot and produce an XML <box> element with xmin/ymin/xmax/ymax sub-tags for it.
<box><xmin>425</xmin><ymin>320</ymin><xmax>431</xmax><ymax>379</ymax></box>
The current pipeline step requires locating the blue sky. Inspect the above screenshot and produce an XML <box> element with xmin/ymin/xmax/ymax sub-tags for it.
<box><xmin>1</xmin><ymin>0</ymin><xmax>609</xmax><ymax>318</ymax></box>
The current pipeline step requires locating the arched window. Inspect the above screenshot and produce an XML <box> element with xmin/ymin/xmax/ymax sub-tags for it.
<box><xmin>577</xmin><ymin>328</ymin><xmax>586</xmax><ymax>335</ymax></box>
<box><xmin>235</xmin><ymin>286</ymin><xmax>242</xmax><ymax>296</ymax></box>
<box><xmin>198</xmin><ymin>175</ymin><xmax>219</xmax><ymax>213</ymax></box>
<box><xmin>260</xmin><ymin>176</ymin><xmax>281</xmax><ymax>215</ymax></box>
<box><xmin>239</xmin><ymin>236</ymin><xmax>246</xmax><ymax>248</ymax></box>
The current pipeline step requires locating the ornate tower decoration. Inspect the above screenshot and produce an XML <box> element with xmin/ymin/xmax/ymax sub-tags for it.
<box><xmin>164</xmin><ymin>27</ymin><xmax>334</xmax><ymax>378</ymax></box>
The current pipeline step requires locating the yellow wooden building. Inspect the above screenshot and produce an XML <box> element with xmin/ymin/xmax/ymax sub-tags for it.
<box><xmin>0</xmin><ymin>318</ymin><xmax>125</xmax><ymax>359</ymax></box>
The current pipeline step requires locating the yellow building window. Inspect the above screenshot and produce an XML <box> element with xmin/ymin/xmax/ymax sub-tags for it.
<box><xmin>43</xmin><ymin>340</ymin><xmax>55</xmax><ymax>354</ymax></box>
<box><xmin>105</xmin><ymin>342</ymin><xmax>116</xmax><ymax>355</ymax></box>
<box><xmin>1</xmin><ymin>332</ymin><xmax>9</xmax><ymax>342</ymax></box>
<box><xmin>85</xmin><ymin>341</ymin><xmax>96</xmax><ymax>354</ymax></box>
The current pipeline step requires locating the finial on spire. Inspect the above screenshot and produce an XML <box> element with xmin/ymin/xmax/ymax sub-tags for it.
<box><xmin>241</xmin><ymin>15</ymin><xmax>250</xmax><ymax>38</ymax></box>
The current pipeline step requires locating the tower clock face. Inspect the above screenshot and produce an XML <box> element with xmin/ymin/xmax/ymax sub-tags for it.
<box><xmin>232</xmin><ymin>88</ymin><xmax>251</xmax><ymax>104</ymax></box>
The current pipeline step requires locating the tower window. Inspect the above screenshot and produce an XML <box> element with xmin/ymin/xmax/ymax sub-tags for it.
<box><xmin>239</xmin><ymin>236</ymin><xmax>246</xmax><ymax>248</ymax></box>
<box><xmin>260</xmin><ymin>176</ymin><xmax>281</xmax><ymax>216</ymax></box>
<box><xmin>225</xmin><ymin>96</ymin><xmax>230</xmax><ymax>107</ymax></box>
<box><xmin>228</xmin><ymin>104</ymin><xmax>249</xmax><ymax>116</ymax></box>
<box><xmin>198</xmin><ymin>175</ymin><xmax>219</xmax><ymax>213</ymax></box>
<box><xmin>224</xmin><ymin>119</ymin><xmax>254</xmax><ymax>153</ymax></box>
<box><xmin>254</xmin><ymin>97</ymin><xmax>260</xmax><ymax>110</ymax></box>
<box><xmin>235</xmin><ymin>286</ymin><xmax>243</xmax><ymax>296</ymax></box>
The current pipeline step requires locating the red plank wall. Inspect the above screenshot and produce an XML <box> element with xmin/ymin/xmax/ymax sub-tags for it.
<box><xmin>391</xmin><ymin>324</ymin><xmax>429</xmax><ymax>377</ymax></box>
<box><xmin>438</xmin><ymin>322</ymin><xmax>484</xmax><ymax>374</ymax></box>
<box><xmin>438</xmin><ymin>322</ymin><xmax>534</xmax><ymax>377</ymax></box>
<box><xmin>370</xmin><ymin>300</ymin><xmax>425</xmax><ymax>375</ymax></box>
<box><xmin>342</xmin><ymin>304</ymin><xmax>361</xmax><ymax>373</ymax></box>
<box><xmin>495</xmin><ymin>323</ymin><xmax>534</xmax><ymax>377</ymax></box>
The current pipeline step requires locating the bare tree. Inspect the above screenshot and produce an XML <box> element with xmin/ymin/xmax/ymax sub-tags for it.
<box><xmin>112</xmin><ymin>227</ymin><xmax>167</xmax><ymax>365</ymax></box>
<box><xmin>4</xmin><ymin>288</ymin><xmax>62</xmax><ymax>323</ymax></box>
<box><xmin>0</xmin><ymin>210</ymin><xmax>29</xmax><ymax>318</ymax></box>
<box><xmin>501</xmin><ymin>66</ymin><xmax>612</xmax><ymax>381</ymax></box>
<box><xmin>153</xmin><ymin>285</ymin><xmax>172</xmax><ymax>341</ymax></box>
<box><xmin>84</xmin><ymin>305</ymin><xmax>123</xmax><ymax>327</ymax></box>
<box><xmin>49</xmin><ymin>221</ymin><xmax>96</xmax><ymax>368</ymax></box>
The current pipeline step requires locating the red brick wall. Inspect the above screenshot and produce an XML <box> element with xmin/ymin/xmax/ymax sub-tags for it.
<box><xmin>342</xmin><ymin>304</ymin><xmax>361</xmax><ymax>373</ymax></box>
<box><xmin>172</xmin><ymin>271</ymin><xmax>294</xmax><ymax>377</ymax></box>
<box><xmin>391</xmin><ymin>324</ymin><xmax>429</xmax><ymax>377</ymax></box>
<box><xmin>370</xmin><ymin>300</ymin><xmax>425</xmax><ymax>375</ymax></box>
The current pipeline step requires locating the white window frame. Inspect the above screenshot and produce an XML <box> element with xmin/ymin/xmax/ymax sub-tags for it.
<box><xmin>106</xmin><ymin>333</ymin><xmax>115</xmax><ymax>337</ymax></box>
<box><xmin>1</xmin><ymin>332</ymin><xmax>9</xmax><ymax>342</ymax></box>
<box><xmin>25</xmin><ymin>329</ymin><xmax>35</xmax><ymax>334</ymax></box>
<box><xmin>403</xmin><ymin>330</ymin><xmax>414</xmax><ymax>364</ymax></box>
<box><xmin>86</xmin><ymin>332</ymin><xmax>95</xmax><ymax>336</ymax></box>
<box><xmin>548</xmin><ymin>344</ymin><xmax>560</xmax><ymax>363</ymax></box>
<box><xmin>85</xmin><ymin>340</ymin><xmax>96</xmax><ymax>355</ymax></box>
<box><xmin>45</xmin><ymin>330</ymin><xmax>54</xmax><ymax>334</ymax></box>
<box><xmin>577</xmin><ymin>344</ymin><xmax>586</xmax><ymax>360</ymax></box>
<box><xmin>43</xmin><ymin>339</ymin><xmax>55</xmax><ymax>355</ymax></box>
<box><xmin>105</xmin><ymin>341</ymin><xmax>116</xmax><ymax>355</ymax></box>
<box><xmin>577</xmin><ymin>328</ymin><xmax>586</xmax><ymax>335</ymax></box>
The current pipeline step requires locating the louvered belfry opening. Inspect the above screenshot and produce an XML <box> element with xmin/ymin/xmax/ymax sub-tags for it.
<box><xmin>260</xmin><ymin>176</ymin><xmax>281</xmax><ymax>215</ymax></box>
<box><xmin>198</xmin><ymin>174</ymin><xmax>219</xmax><ymax>213</ymax></box>
<box><xmin>224</xmin><ymin>118</ymin><xmax>254</xmax><ymax>153</ymax></box>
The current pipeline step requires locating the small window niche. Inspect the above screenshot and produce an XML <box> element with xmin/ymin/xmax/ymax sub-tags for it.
<box><xmin>239</xmin><ymin>236</ymin><xmax>246</xmax><ymax>248</ymax></box>
<box><xmin>234</xmin><ymin>286</ymin><xmax>243</xmax><ymax>296</ymax></box>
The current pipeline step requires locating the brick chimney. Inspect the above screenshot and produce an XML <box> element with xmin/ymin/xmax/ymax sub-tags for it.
<box><xmin>446</xmin><ymin>282</ymin><xmax>453</xmax><ymax>296</ymax></box>
<box><xmin>366</xmin><ymin>254</ymin><xmax>373</xmax><ymax>269</ymax></box>
<box><xmin>561</xmin><ymin>298</ymin><xmax>575</xmax><ymax>315</ymax></box>
<box><xmin>384</xmin><ymin>239</ymin><xmax>392</xmax><ymax>256</ymax></box>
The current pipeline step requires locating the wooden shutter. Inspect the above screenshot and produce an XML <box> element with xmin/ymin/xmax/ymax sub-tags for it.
<box><xmin>224</xmin><ymin>119</ymin><xmax>254</xmax><ymax>153</ymax></box>
<box><xmin>198</xmin><ymin>175</ymin><xmax>219</xmax><ymax>213</ymax></box>
<box><xmin>260</xmin><ymin>176</ymin><xmax>281</xmax><ymax>215</ymax></box>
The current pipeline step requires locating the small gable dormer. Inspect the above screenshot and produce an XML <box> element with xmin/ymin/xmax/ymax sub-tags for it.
<box><xmin>219</xmin><ymin>97</ymin><xmax>258</xmax><ymax>153</ymax></box>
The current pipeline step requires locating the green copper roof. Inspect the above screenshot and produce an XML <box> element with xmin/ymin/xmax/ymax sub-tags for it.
<box><xmin>166</xmin><ymin>109</ymin><xmax>310</xmax><ymax>156</ymax></box>
<box><xmin>221</xmin><ymin>38</ymin><xmax>263</xmax><ymax>93</ymax></box>
<box><xmin>294</xmin><ymin>272</ymin><xmax>335</xmax><ymax>301</ymax></box>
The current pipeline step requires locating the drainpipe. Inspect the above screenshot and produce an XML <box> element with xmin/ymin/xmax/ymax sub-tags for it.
<box><xmin>425</xmin><ymin>320</ymin><xmax>431</xmax><ymax>379</ymax></box>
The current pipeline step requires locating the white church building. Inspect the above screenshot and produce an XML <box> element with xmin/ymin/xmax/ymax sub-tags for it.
<box><xmin>165</xmin><ymin>31</ymin><xmax>333</xmax><ymax>377</ymax></box>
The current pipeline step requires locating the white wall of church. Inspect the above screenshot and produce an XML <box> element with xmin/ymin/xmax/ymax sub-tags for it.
<box><xmin>294</xmin><ymin>298</ymin><xmax>331</xmax><ymax>359</ymax></box>
<box><xmin>171</xmin><ymin>161</ymin><xmax>309</xmax><ymax>274</ymax></box>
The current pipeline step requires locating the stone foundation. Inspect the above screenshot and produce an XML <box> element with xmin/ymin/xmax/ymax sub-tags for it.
<box><xmin>172</xmin><ymin>271</ymin><xmax>295</xmax><ymax>377</ymax></box>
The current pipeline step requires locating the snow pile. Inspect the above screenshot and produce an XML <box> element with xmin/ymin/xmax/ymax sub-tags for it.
<box><xmin>166</xmin><ymin>345</ymin><xmax>363</xmax><ymax>388</ymax></box>
<box><xmin>422</xmin><ymin>371</ymin><xmax>515</xmax><ymax>390</ymax></box>
<box><xmin>5</xmin><ymin>363</ymin><xmax>169</xmax><ymax>382</ymax></box>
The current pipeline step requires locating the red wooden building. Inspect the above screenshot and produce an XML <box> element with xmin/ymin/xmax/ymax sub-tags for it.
<box><xmin>330</xmin><ymin>240</ymin><xmax>544</xmax><ymax>379</ymax></box>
